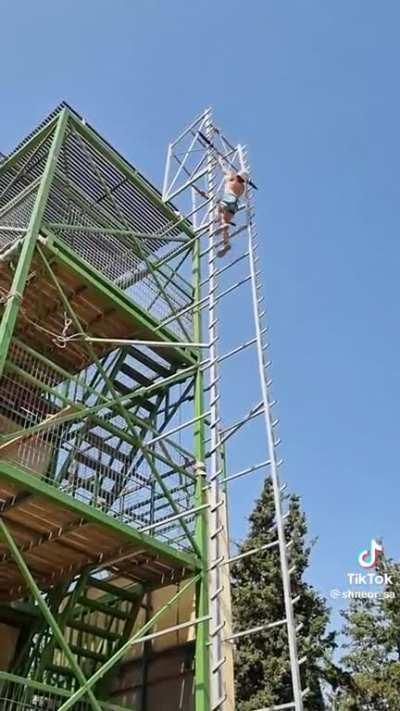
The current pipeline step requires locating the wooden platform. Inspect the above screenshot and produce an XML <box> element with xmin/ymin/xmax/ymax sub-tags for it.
<box><xmin>0</xmin><ymin>237</ymin><xmax>195</xmax><ymax>374</ymax></box>
<box><xmin>0</xmin><ymin>462</ymin><xmax>197</xmax><ymax>603</ymax></box>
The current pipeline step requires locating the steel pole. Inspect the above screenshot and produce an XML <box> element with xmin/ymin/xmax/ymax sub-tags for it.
<box><xmin>245</xmin><ymin>186</ymin><xmax>304</xmax><ymax>711</ymax></box>
<box><xmin>0</xmin><ymin>108</ymin><xmax>68</xmax><ymax>378</ymax></box>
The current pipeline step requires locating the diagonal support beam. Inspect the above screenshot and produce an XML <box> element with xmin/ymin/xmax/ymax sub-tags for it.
<box><xmin>57</xmin><ymin>573</ymin><xmax>200</xmax><ymax>711</ymax></box>
<box><xmin>0</xmin><ymin>108</ymin><xmax>69</xmax><ymax>378</ymax></box>
<box><xmin>0</xmin><ymin>517</ymin><xmax>103</xmax><ymax>711</ymax></box>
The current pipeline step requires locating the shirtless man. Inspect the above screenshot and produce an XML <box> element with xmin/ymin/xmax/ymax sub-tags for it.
<box><xmin>217</xmin><ymin>167</ymin><xmax>249</xmax><ymax>257</ymax></box>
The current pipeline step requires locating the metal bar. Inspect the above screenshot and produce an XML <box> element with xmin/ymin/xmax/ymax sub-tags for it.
<box><xmin>84</xmin><ymin>337</ymin><xmax>208</xmax><ymax>349</ymax></box>
<box><xmin>0</xmin><ymin>517</ymin><xmax>103</xmax><ymax>711</ymax></box>
<box><xmin>45</xmin><ymin>223</ymin><xmax>187</xmax><ymax>242</ymax></box>
<box><xmin>155</xmin><ymin>267</ymin><xmax>251</xmax><ymax>333</ymax></box>
<box><xmin>245</xmin><ymin>181</ymin><xmax>304</xmax><ymax>710</ymax></box>
<box><xmin>198</xmin><ymin>130</ymin><xmax>258</xmax><ymax>190</ymax></box>
<box><xmin>162</xmin><ymin>143</ymin><xmax>172</xmax><ymax>199</ymax></box>
<box><xmin>217</xmin><ymin>459</ymin><xmax>271</xmax><ymax>486</ymax></box>
<box><xmin>114</xmin><ymin>614</ymin><xmax>209</xmax><ymax>646</ymax></box>
<box><xmin>166</xmin><ymin>168</ymin><xmax>209</xmax><ymax>203</ymax></box>
<box><xmin>165</xmin><ymin>119</ymin><xmax>206</xmax><ymax>199</ymax></box>
<box><xmin>214</xmin><ymin>336</ymin><xmax>257</xmax><ymax>366</ymax></box>
<box><xmin>57</xmin><ymin>574</ymin><xmax>201</xmax><ymax>710</ymax></box>
<box><xmin>204</xmin><ymin>109</ymin><xmax>225</xmax><ymax>710</ymax></box>
<box><xmin>200</xmin><ymin>250</ymin><xmax>249</xmax><ymax>286</ymax></box>
<box><xmin>223</xmin><ymin>540</ymin><xmax>279</xmax><ymax>565</ymax></box>
<box><xmin>0</xmin><ymin>123</ymin><xmax>56</xmax><ymax>203</ymax></box>
<box><xmin>170</xmin><ymin>109</ymin><xmax>209</xmax><ymax>148</ymax></box>
<box><xmin>199</xmin><ymin>224</ymin><xmax>248</xmax><ymax>259</ymax></box>
<box><xmin>206</xmin><ymin>403</ymin><xmax>264</xmax><ymax>457</ymax></box>
<box><xmin>191</xmin><ymin>185</ymin><xmax>211</xmax><ymax>711</ymax></box>
<box><xmin>0</xmin><ymin>108</ymin><xmax>68</xmax><ymax>378</ymax></box>
<box><xmin>0</xmin><ymin>114</ymin><xmax>59</xmax><ymax>180</ymax></box>
<box><xmin>145</xmin><ymin>411</ymin><xmax>210</xmax><ymax>447</ymax></box>
<box><xmin>225</xmin><ymin>618</ymin><xmax>286</xmax><ymax>642</ymax></box>
<box><xmin>139</xmin><ymin>503</ymin><xmax>209</xmax><ymax>533</ymax></box>
<box><xmin>253</xmin><ymin>690</ymin><xmax>309</xmax><ymax>711</ymax></box>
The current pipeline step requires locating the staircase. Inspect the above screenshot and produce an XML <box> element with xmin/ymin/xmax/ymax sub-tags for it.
<box><xmin>40</xmin><ymin>574</ymin><xmax>143</xmax><ymax>694</ymax></box>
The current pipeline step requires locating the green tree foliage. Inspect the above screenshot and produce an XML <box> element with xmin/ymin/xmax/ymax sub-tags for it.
<box><xmin>231</xmin><ymin>476</ymin><xmax>335</xmax><ymax>710</ymax></box>
<box><xmin>332</xmin><ymin>558</ymin><xmax>400</xmax><ymax>710</ymax></box>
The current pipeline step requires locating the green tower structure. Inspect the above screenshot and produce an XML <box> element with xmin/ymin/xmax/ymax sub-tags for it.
<box><xmin>0</xmin><ymin>104</ymin><xmax>210</xmax><ymax>710</ymax></box>
<box><xmin>0</xmin><ymin>104</ymin><xmax>307</xmax><ymax>711</ymax></box>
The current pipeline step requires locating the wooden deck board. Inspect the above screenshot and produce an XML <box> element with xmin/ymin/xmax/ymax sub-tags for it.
<box><xmin>0</xmin><ymin>474</ymin><xmax>193</xmax><ymax>602</ymax></box>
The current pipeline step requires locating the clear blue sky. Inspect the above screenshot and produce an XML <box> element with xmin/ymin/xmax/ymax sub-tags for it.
<box><xmin>2</xmin><ymin>1</ymin><xmax>400</xmax><ymax>629</ymax></box>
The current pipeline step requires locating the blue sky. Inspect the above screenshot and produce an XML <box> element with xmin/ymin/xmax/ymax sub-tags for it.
<box><xmin>2</xmin><ymin>1</ymin><xmax>400</xmax><ymax>631</ymax></box>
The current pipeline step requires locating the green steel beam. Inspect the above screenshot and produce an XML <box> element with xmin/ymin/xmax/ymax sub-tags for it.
<box><xmin>0</xmin><ymin>116</ymin><xmax>58</xmax><ymax>179</ymax></box>
<box><xmin>0</xmin><ymin>517</ymin><xmax>103</xmax><ymax>711</ymax></box>
<box><xmin>193</xmin><ymin>224</ymin><xmax>210</xmax><ymax>711</ymax></box>
<box><xmin>0</xmin><ymin>460</ymin><xmax>199</xmax><ymax>571</ymax></box>
<box><xmin>0</xmin><ymin>671</ymin><xmax>135</xmax><ymax>711</ymax></box>
<box><xmin>0</xmin><ymin>109</ymin><xmax>69</xmax><ymax>379</ymax></box>
<box><xmin>57</xmin><ymin>573</ymin><xmax>201</xmax><ymax>711</ymax></box>
<box><xmin>0</xmin><ymin>125</ymin><xmax>58</xmax><ymax>209</ymax></box>
<box><xmin>0</xmin><ymin>177</ymin><xmax>41</xmax><ymax>223</ymax></box>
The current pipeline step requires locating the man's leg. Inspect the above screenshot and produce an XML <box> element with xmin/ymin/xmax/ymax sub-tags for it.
<box><xmin>217</xmin><ymin>207</ymin><xmax>232</xmax><ymax>257</ymax></box>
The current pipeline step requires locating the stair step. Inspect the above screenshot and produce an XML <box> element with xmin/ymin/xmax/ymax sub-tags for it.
<box><xmin>126</xmin><ymin>346</ymin><xmax>170</xmax><ymax>377</ymax></box>
<box><xmin>113</xmin><ymin>379</ymin><xmax>155</xmax><ymax>412</ymax></box>
<box><xmin>84</xmin><ymin>431</ymin><xmax>131</xmax><ymax>464</ymax></box>
<box><xmin>78</xmin><ymin>596</ymin><xmax>132</xmax><ymax>620</ymax></box>
<box><xmin>87</xmin><ymin>576</ymin><xmax>141</xmax><ymax>603</ymax></box>
<box><xmin>67</xmin><ymin>619</ymin><xmax>121</xmax><ymax>641</ymax></box>
<box><xmin>120</xmin><ymin>362</ymin><xmax>153</xmax><ymax>388</ymax></box>
<box><xmin>74</xmin><ymin>450</ymin><xmax>119</xmax><ymax>475</ymax></box>
<box><xmin>69</xmin><ymin>645</ymin><xmax>108</xmax><ymax>663</ymax></box>
<box><xmin>47</xmin><ymin>664</ymin><xmax>75</xmax><ymax>677</ymax></box>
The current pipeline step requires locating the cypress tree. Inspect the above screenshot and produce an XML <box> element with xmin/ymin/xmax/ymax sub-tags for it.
<box><xmin>231</xmin><ymin>476</ymin><xmax>335</xmax><ymax>710</ymax></box>
<box><xmin>332</xmin><ymin>558</ymin><xmax>400</xmax><ymax>710</ymax></box>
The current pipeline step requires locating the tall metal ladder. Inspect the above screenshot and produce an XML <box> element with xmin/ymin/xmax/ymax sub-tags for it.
<box><xmin>163</xmin><ymin>108</ymin><xmax>306</xmax><ymax>711</ymax></box>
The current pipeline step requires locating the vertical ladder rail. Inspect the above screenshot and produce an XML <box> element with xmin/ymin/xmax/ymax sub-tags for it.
<box><xmin>243</xmin><ymin>159</ymin><xmax>304</xmax><ymax>711</ymax></box>
<box><xmin>162</xmin><ymin>111</ymin><xmax>306</xmax><ymax>711</ymax></box>
<box><xmin>205</xmin><ymin>109</ymin><xmax>226</xmax><ymax>710</ymax></box>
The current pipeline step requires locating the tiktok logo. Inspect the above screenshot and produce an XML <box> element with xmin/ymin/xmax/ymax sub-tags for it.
<box><xmin>358</xmin><ymin>539</ymin><xmax>384</xmax><ymax>569</ymax></box>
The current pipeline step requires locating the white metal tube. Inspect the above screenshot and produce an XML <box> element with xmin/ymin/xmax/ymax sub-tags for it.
<box><xmin>205</xmin><ymin>109</ymin><xmax>225</xmax><ymax>709</ymax></box>
<box><xmin>139</xmin><ymin>503</ymin><xmax>209</xmax><ymax>533</ymax></box>
<box><xmin>245</xmin><ymin>180</ymin><xmax>304</xmax><ymax>710</ymax></box>
<box><xmin>145</xmin><ymin>411</ymin><xmax>211</xmax><ymax>447</ymax></box>
<box><xmin>226</xmin><ymin>617</ymin><xmax>286</xmax><ymax>642</ymax></box>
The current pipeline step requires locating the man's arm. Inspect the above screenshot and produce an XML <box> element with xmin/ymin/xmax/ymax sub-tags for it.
<box><xmin>216</xmin><ymin>154</ymin><xmax>236</xmax><ymax>179</ymax></box>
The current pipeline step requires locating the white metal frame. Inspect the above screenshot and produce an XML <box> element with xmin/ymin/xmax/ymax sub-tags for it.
<box><xmin>163</xmin><ymin>109</ymin><xmax>304</xmax><ymax>711</ymax></box>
